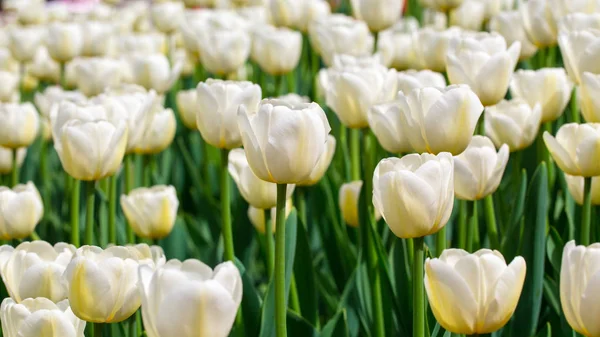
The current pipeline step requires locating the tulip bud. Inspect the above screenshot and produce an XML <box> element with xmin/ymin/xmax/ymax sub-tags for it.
<box><xmin>80</xmin><ymin>21</ymin><xmax>115</xmax><ymax>57</ymax></box>
<box><xmin>489</xmin><ymin>11</ymin><xmax>538</xmax><ymax>61</ymax></box>
<box><xmin>425</xmin><ymin>249</ymin><xmax>526</xmax><ymax>334</ymax></box>
<box><xmin>46</xmin><ymin>23</ymin><xmax>84</xmax><ymax>63</ymax></box>
<box><xmin>64</xmin><ymin>245</ymin><xmax>150</xmax><ymax>323</ymax></box>
<box><xmin>151</xmin><ymin>1</ymin><xmax>185</xmax><ymax>34</ymax></box>
<box><xmin>120</xmin><ymin>185</ymin><xmax>179</xmax><ymax>239</ymax></box>
<box><xmin>544</xmin><ymin>123</ymin><xmax>600</xmax><ymax>177</ymax></box>
<box><xmin>560</xmin><ymin>240</ymin><xmax>600</xmax><ymax>337</ymax></box>
<box><xmin>446</xmin><ymin>32</ymin><xmax>520</xmax><ymax>107</ymax></box>
<box><xmin>339</xmin><ymin>180</ymin><xmax>381</xmax><ymax>227</ymax></box>
<box><xmin>176</xmin><ymin>89</ymin><xmax>199</xmax><ymax>130</ymax></box>
<box><xmin>251</xmin><ymin>25</ymin><xmax>302</xmax><ymax>76</ymax></box>
<box><xmin>453</xmin><ymin>136</ymin><xmax>509</xmax><ymax>201</ymax></box>
<box><xmin>0</xmin><ymin>182</ymin><xmax>43</xmax><ymax>240</ymax></box>
<box><xmin>324</xmin><ymin>64</ymin><xmax>397</xmax><ymax>129</ymax></box>
<box><xmin>297</xmin><ymin>135</ymin><xmax>336</xmax><ymax>186</ymax></box>
<box><xmin>0</xmin><ymin>241</ymin><xmax>75</xmax><ymax>303</ymax></box>
<box><xmin>129</xmin><ymin>103</ymin><xmax>176</xmax><ymax>155</ymax></box>
<box><xmin>373</xmin><ymin>152</ymin><xmax>454</xmax><ymax>238</ymax></box>
<box><xmin>74</xmin><ymin>58</ymin><xmax>122</xmax><ymax>97</ymax></box>
<box><xmin>368</xmin><ymin>100</ymin><xmax>413</xmax><ymax>154</ymax></box>
<box><xmin>397</xmin><ymin>85</ymin><xmax>483</xmax><ymax>155</ymax></box>
<box><xmin>376</xmin><ymin>18</ymin><xmax>420</xmax><ymax>69</ymax></box>
<box><xmin>564</xmin><ymin>175</ymin><xmax>600</xmax><ymax>205</ymax></box>
<box><xmin>248</xmin><ymin>198</ymin><xmax>294</xmax><ymax>233</ymax></box>
<box><xmin>485</xmin><ymin>99</ymin><xmax>541</xmax><ymax>152</ymax></box>
<box><xmin>1</xmin><ymin>298</ymin><xmax>86</xmax><ymax>337</ymax></box>
<box><xmin>397</xmin><ymin>69</ymin><xmax>447</xmax><ymax>95</ymax></box>
<box><xmin>350</xmin><ymin>0</ymin><xmax>404</xmax><ymax>32</ymax></box>
<box><xmin>238</xmin><ymin>99</ymin><xmax>332</xmax><ymax>184</ymax></box>
<box><xmin>449</xmin><ymin>0</ymin><xmax>485</xmax><ymax>31</ymax></box>
<box><xmin>197</xmin><ymin>27</ymin><xmax>251</xmax><ymax>76</ymax></box>
<box><xmin>520</xmin><ymin>0</ymin><xmax>558</xmax><ymax>48</ymax></box>
<box><xmin>411</xmin><ymin>27</ymin><xmax>461</xmax><ymax>72</ymax></box>
<box><xmin>0</xmin><ymin>147</ymin><xmax>25</xmax><ymax>175</ymax></box>
<box><xmin>196</xmin><ymin>79</ymin><xmax>262</xmax><ymax>149</ymax></box>
<box><xmin>559</xmin><ymin>29</ymin><xmax>600</xmax><ymax>85</ymax></box>
<box><xmin>510</xmin><ymin>68</ymin><xmax>573</xmax><ymax>123</ymax></box>
<box><xmin>128</xmin><ymin>53</ymin><xmax>181</xmax><ymax>94</ymax></box>
<box><xmin>138</xmin><ymin>260</ymin><xmax>242</xmax><ymax>337</ymax></box>
<box><xmin>558</xmin><ymin>13</ymin><xmax>600</xmax><ymax>34</ymax></box>
<box><xmin>0</xmin><ymin>102</ymin><xmax>39</xmax><ymax>149</ymax></box>
<box><xmin>8</xmin><ymin>26</ymin><xmax>45</xmax><ymax>63</ymax></box>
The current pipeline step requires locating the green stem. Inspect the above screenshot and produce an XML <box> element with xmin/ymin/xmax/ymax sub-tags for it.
<box><xmin>11</xmin><ymin>149</ymin><xmax>18</xmax><ymax>187</ymax></box>
<box><xmin>60</xmin><ymin>63</ymin><xmax>66</xmax><ymax>88</ymax></box>
<box><xmin>85</xmin><ymin>181</ymin><xmax>96</xmax><ymax>246</ymax></box>
<box><xmin>350</xmin><ymin>129</ymin><xmax>361</xmax><ymax>181</ymax></box>
<box><xmin>484</xmin><ymin>195</ymin><xmax>499</xmax><ymax>250</ymax></box>
<box><xmin>264</xmin><ymin>209</ymin><xmax>274</xmax><ymax>278</ymax></box>
<box><xmin>571</xmin><ymin>88</ymin><xmax>580</xmax><ymax>123</ymax></box>
<box><xmin>108</xmin><ymin>175</ymin><xmax>117</xmax><ymax>245</ymax></box>
<box><xmin>290</xmin><ymin>274</ymin><xmax>301</xmax><ymax>314</ymax></box>
<box><xmin>71</xmin><ymin>180</ymin><xmax>81</xmax><ymax>247</ymax></box>
<box><xmin>582</xmin><ymin>177</ymin><xmax>593</xmax><ymax>246</ymax></box>
<box><xmin>124</xmin><ymin>155</ymin><xmax>135</xmax><ymax>244</ymax></box>
<box><xmin>221</xmin><ymin>148</ymin><xmax>234</xmax><ymax>261</ymax></box>
<box><xmin>93</xmin><ymin>322</ymin><xmax>103</xmax><ymax>337</ymax></box>
<box><xmin>436</xmin><ymin>227</ymin><xmax>446</xmax><ymax>256</ymax></box>
<box><xmin>40</xmin><ymin>140</ymin><xmax>49</xmax><ymax>212</ymax></box>
<box><xmin>467</xmin><ymin>201</ymin><xmax>478</xmax><ymax>252</ymax></box>
<box><xmin>286</xmin><ymin>72</ymin><xmax>296</xmax><ymax>94</ymax></box>
<box><xmin>275</xmin><ymin>183</ymin><xmax>288</xmax><ymax>337</ymax></box>
<box><xmin>413</xmin><ymin>236</ymin><xmax>425</xmax><ymax>337</ymax></box>
<box><xmin>457</xmin><ymin>200</ymin><xmax>467</xmax><ymax>249</ymax></box>
<box><xmin>296</xmin><ymin>188</ymin><xmax>307</xmax><ymax>227</ymax></box>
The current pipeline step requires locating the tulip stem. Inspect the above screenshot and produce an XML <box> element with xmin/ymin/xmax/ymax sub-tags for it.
<box><xmin>582</xmin><ymin>177</ymin><xmax>592</xmax><ymax>246</ymax></box>
<box><xmin>221</xmin><ymin>148</ymin><xmax>234</xmax><ymax>261</ymax></box>
<box><xmin>484</xmin><ymin>195</ymin><xmax>499</xmax><ymax>250</ymax></box>
<box><xmin>11</xmin><ymin>149</ymin><xmax>18</xmax><ymax>187</ymax></box>
<box><xmin>286</xmin><ymin>72</ymin><xmax>296</xmax><ymax>94</ymax></box>
<box><xmin>350</xmin><ymin>129</ymin><xmax>361</xmax><ymax>181</ymax></box>
<box><xmin>60</xmin><ymin>63</ymin><xmax>66</xmax><ymax>88</ymax></box>
<box><xmin>40</xmin><ymin>140</ymin><xmax>50</xmax><ymax>214</ymax></box>
<box><xmin>467</xmin><ymin>201</ymin><xmax>478</xmax><ymax>252</ymax></box>
<box><xmin>108</xmin><ymin>175</ymin><xmax>117</xmax><ymax>245</ymax></box>
<box><xmin>124</xmin><ymin>155</ymin><xmax>135</xmax><ymax>244</ymax></box>
<box><xmin>265</xmin><ymin>209</ymin><xmax>274</xmax><ymax>278</ymax></box>
<box><xmin>436</xmin><ymin>227</ymin><xmax>446</xmax><ymax>256</ymax></box>
<box><xmin>71</xmin><ymin>179</ymin><xmax>81</xmax><ymax>247</ymax></box>
<box><xmin>93</xmin><ymin>323</ymin><xmax>103</xmax><ymax>337</ymax></box>
<box><xmin>413</xmin><ymin>236</ymin><xmax>425</xmax><ymax>337</ymax></box>
<box><xmin>85</xmin><ymin>181</ymin><xmax>96</xmax><ymax>246</ymax></box>
<box><xmin>457</xmin><ymin>200</ymin><xmax>467</xmax><ymax>249</ymax></box>
<box><xmin>570</xmin><ymin>88</ymin><xmax>580</xmax><ymax>123</ymax></box>
<box><xmin>275</xmin><ymin>183</ymin><xmax>288</xmax><ymax>337</ymax></box>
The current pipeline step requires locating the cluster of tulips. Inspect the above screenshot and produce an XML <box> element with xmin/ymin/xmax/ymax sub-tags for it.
<box><xmin>1</xmin><ymin>0</ymin><xmax>600</xmax><ymax>336</ymax></box>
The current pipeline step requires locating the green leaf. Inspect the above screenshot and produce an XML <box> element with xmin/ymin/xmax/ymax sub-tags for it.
<box><xmin>509</xmin><ymin>163</ymin><xmax>548</xmax><ymax>337</ymax></box>
<box><xmin>234</xmin><ymin>259</ymin><xmax>262</xmax><ymax>337</ymax></box>
<box><xmin>321</xmin><ymin>310</ymin><xmax>350</xmax><ymax>337</ymax></box>
<box><xmin>535</xmin><ymin>322</ymin><xmax>551</xmax><ymax>337</ymax></box>
<box><xmin>294</xmin><ymin>216</ymin><xmax>318</xmax><ymax>326</ymax></box>
<box><xmin>391</xmin><ymin>239</ymin><xmax>412</xmax><ymax>333</ymax></box>
<box><xmin>501</xmin><ymin>169</ymin><xmax>528</xmax><ymax>255</ymax></box>
<box><xmin>546</xmin><ymin>227</ymin><xmax>564</xmax><ymax>274</ymax></box>
<box><xmin>543</xmin><ymin>276</ymin><xmax>561</xmax><ymax>316</ymax></box>
<box><xmin>287</xmin><ymin>310</ymin><xmax>318</xmax><ymax>337</ymax></box>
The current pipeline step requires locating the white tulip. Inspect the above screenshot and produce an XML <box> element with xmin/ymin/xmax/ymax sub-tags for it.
<box><xmin>74</xmin><ymin>58</ymin><xmax>122</xmax><ymax>97</ymax></box>
<box><xmin>116</xmin><ymin>33</ymin><xmax>166</xmax><ymax>56</ymax></box>
<box><xmin>129</xmin><ymin>103</ymin><xmax>176</xmax><ymax>155</ymax></box>
<box><xmin>544</xmin><ymin>123</ymin><xmax>600</xmax><ymax>177</ymax></box>
<box><xmin>274</xmin><ymin>93</ymin><xmax>310</xmax><ymax>105</ymax></box>
<box><xmin>550</xmin><ymin>0</ymin><xmax>600</xmax><ymax>22</ymax></box>
<box><xmin>350</xmin><ymin>0</ymin><xmax>404</xmax><ymax>32</ymax></box>
<box><xmin>298</xmin><ymin>134</ymin><xmax>336</xmax><ymax>186</ymax></box>
<box><xmin>368</xmin><ymin>99</ymin><xmax>413</xmax><ymax>154</ymax></box>
<box><xmin>8</xmin><ymin>26</ymin><xmax>45</xmax><ymax>63</ymax></box>
<box><xmin>564</xmin><ymin>175</ymin><xmax>600</xmax><ymax>205</ymax></box>
<box><xmin>558</xmin><ymin>13</ymin><xmax>600</xmax><ymax>34</ymax></box>
<box><xmin>0</xmin><ymin>147</ymin><xmax>25</xmax><ymax>175</ymax></box>
<box><xmin>396</xmin><ymin>69</ymin><xmax>447</xmax><ymax>95</ymax></box>
<box><xmin>128</xmin><ymin>53</ymin><xmax>181</xmax><ymax>94</ymax></box>
<box><xmin>80</xmin><ymin>21</ymin><xmax>115</xmax><ymax>57</ymax></box>
<box><xmin>339</xmin><ymin>180</ymin><xmax>382</xmax><ymax>227</ymax></box>
<box><xmin>1</xmin><ymin>298</ymin><xmax>86</xmax><ymax>337</ymax></box>
<box><xmin>15</xmin><ymin>1</ymin><xmax>47</xmax><ymax>25</ymax></box>
<box><xmin>46</xmin><ymin>23</ymin><xmax>84</xmax><ymax>63</ymax></box>
<box><xmin>0</xmin><ymin>102</ymin><xmax>39</xmax><ymax>149</ymax></box>
<box><xmin>422</xmin><ymin>8</ymin><xmax>447</xmax><ymax>30</ymax></box>
<box><xmin>121</xmin><ymin>185</ymin><xmax>179</xmax><ymax>239</ymax></box>
<box><xmin>489</xmin><ymin>11</ymin><xmax>538</xmax><ymax>61</ymax></box>
<box><xmin>175</xmin><ymin>89</ymin><xmax>199</xmax><ymax>130</ymax></box>
<box><xmin>248</xmin><ymin>199</ymin><xmax>293</xmax><ymax>233</ymax></box>
<box><xmin>410</xmin><ymin>27</ymin><xmax>462</xmax><ymax>72</ymax></box>
<box><xmin>579</xmin><ymin>72</ymin><xmax>600</xmax><ymax>122</ymax></box>
<box><xmin>0</xmin><ymin>71</ymin><xmax>19</xmax><ymax>103</ymax></box>
<box><xmin>376</xmin><ymin>18</ymin><xmax>420</xmax><ymax>69</ymax></box>
<box><xmin>450</xmin><ymin>0</ymin><xmax>485</xmax><ymax>31</ymax></box>
<box><xmin>251</xmin><ymin>25</ymin><xmax>302</xmax><ymax>75</ymax></box>
<box><xmin>485</xmin><ymin>99</ymin><xmax>542</xmax><ymax>152</ymax></box>
<box><xmin>28</xmin><ymin>47</ymin><xmax>61</xmax><ymax>84</ymax></box>
<box><xmin>520</xmin><ymin>0</ymin><xmax>558</xmax><ymax>48</ymax></box>
<box><xmin>151</xmin><ymin>1</ymin><xmax>185</xmax><ymax>34</ymax></box>
<box><xmin>558</xmin><ymin>29</ymin><xmax>600</xmax><ymax>85</ymax></box>
<box><xmin>0</xmin><ymin>182</ymin><xmax>44</xmax><ymax>240</ymax></box>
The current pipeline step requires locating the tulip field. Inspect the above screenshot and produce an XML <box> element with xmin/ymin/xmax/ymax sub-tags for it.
<box><xmin>1</xmin><ymin>0</ymin><xmax>600</xmax><ymax>336</ymax></box>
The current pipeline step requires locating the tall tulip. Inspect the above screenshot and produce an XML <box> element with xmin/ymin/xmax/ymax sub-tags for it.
<box><xmin>46</xmin><ymin>23</ymin><xmax>83</xmax><ymax>64</ymax></box>
<box><xmin>485</xmin><ymin>99</ymin><xmax>542</xmax><ymax>152</ymax></box>
<box><xmin>544</xmin><ymin>123</ymin><xmax>600</xmax><ymax>177</ymax></box>
<box><xmin>558</xmin><ymin>29</ymin><xmax>600</xmax><ymax>85</ymax></box>
<box><xmin>128</xmin><ymin>53</ymin><xmax>181</xmax><ymax>94</ymax></box>
<box><xmin>80</xmin><ymin>21</ymin><xmax>115</xmax><ymax>57</ymax></box>
<box><xmin>350</xmin><ymin>0</ymin><xmax>404</xmax><ymax>32</ymax></box>
<box><xmin>339</xmin><ymin>180</ymin><xmax>381</xmax><ymax>227</ymax></box>
<box><xmin>411</xmin><ymin>27</ymin><xmax>461</xmax><ymax>72</ymax></box>
<box><xmin>1</xmin><ymin>298</ymin><xmax>86</xmax><ymax>337</ymax></box>
<box><xmin>120</xmin><ymin>185</ymin><xmax>179</xmax><ymax>239</ymax></box>
<box><xmin>368</xmin><ymin>99</ymin><xmax>413</xmax><ymax>154</ymax></box>
<box><xmin>196</xmin><ymin>27</ymin><xmax>251</xmax><ymax>76</ymax></box>
<box><xmin>0</xmin><ymin>182</ymin><xmax>43</xmax><ymax>240</ymax></box>
<box><xmin>0</xmin><ymin>102</ymin><xmax>39</xmax><ymax>149</ymax></box>
<box><xmin>297</xmin><ymin>135</ymin><xmax>336</xmax><ymax>186</ymax></box>
<box><xmin>449</xmin><ymin>0</ymin><xmax>485</xmax><ymax>31</ymax></box>
<box><xmin>489</xmin><ymin>11</ymin><xmax>538</xmax><ymax>61</ymax></box>
<box><xmin>579</xmin><ymin>72</ymin><xmax>600</xmax><ymax>122</ymax></box>
<box><xmin>564</xmin><ymin>175</ymin><xmax>600</xmax><ymax>205</ymax></box>
<box><xmin>248</xmin><ymin>199</ymin><xmax>293</xmax><ymax>234</ymax></box>
<box><xmin>376</xmin><ymin>18</ymin><xmax>420</xmax><ymax>70</ymax></box>
<box><xmin>175</xmin><ymin>89</ymin><xmax>199</xmax><ymax>130</ymax></box>
<box><xmin>520</xmin><ymin>0</ymin><xmax>558</xmax><ymax>48</ymax></box>
<box><xmin>74</xmin><ymin>57</ymin><xmax>122</xmax><ymax>97</ymax></box>
<box><xmin>129</xmin><ymin>103</ymin><xmax>176</xmax><ymax>156</ymax></box>
<box><xmin>150</xmin><ymin>1</ymin><xmax>185</xmax><ymax>35</ymax></box>
<box><xmin>8</xmin><ymin>26</ymin><xmax>45</xmax><ymax>63</ymax></box>
<box><xmin>251</xmin><ymin>25</ymin><xmax>303</xmax><ymax>76</ymax></box>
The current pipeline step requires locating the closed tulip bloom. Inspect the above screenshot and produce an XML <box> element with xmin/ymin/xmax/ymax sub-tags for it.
<box><xmin>130</xmin><ymin>104</ymin><xmax>176</xmax><ymax>155</ymax></box>
<box><xmin>564</xmin><ymin>175</ymin><xmax>600</xmax><ymax>205</ymax></box>
<box><xmin>229</xmin><ymin>149</ymin><xmax>295</xmax><ymax>209</ymax></box>
<box><xmin>579</xmin><ymin>72</ymin><xmax>600</xmax><ymax>122</ymax></box>
<box><xmin>0</xmin><ymin>241</ymin><xmax>75</xmax><ymax>303</ymax></box>
<box><xmin>0</xmin><ymin>147</ymin><xmax>25</xmax><ymax>175</ymax></box>
<box><xmin>559</xmin><ymin>29</ymin><xmax>600</xmax><ymax>85</ymax></box>
<box><xmin>0</xmin><ymin>71</ymin><xmax>19</xmax><ymax>103</ymax></box>
<box><xmin>196</xmin><ymin>79</ymin><xmax>262</xmax><ymax>149</ymax></box>
<box><xmin>1</xmin><ymin>298</ymin><xmax>86</xmax><ymax>337</ymax></box>
<box><xmin>150</xmin><ymin>1</ymin><xmax>184</xmax><ymax>34</ymax></box>
<box><xmin>28</xmin><ymin>47</ymin><xmax>61</xmax><ymax>84</ymax></box>
<box><xmin>422</xmin><ymin>9</ymin><xmax>448</xmax><ymax>30</ymax></box>
<box><xmin>80</xmin><ymin>21</ymin><xmax>115</xmax><ymax>57</ymax></box>
<box><xmin>248</xmin><ymin>199</ymin><xmax>293</xmax><ymax>233</ymax></box>
<box><xmin>138</xmin><ymin>259</ymin><xmax>242</xmax><ymax>337</ymax></box>
<box><xmin>558</xmin><ymin>13</ymin><xmax>600</xmax><ymax>34</ymax></box>
<box><xmin>35</xmin><ymin>87</ymin><xmax>87</xmax><ymax>130</ymax></box>
<box><xmin>0</xmin><ymin>103</ymin><xmax>39</xmax><ymax>149</ymax></box>
<box><xmin>251</xmin><ymin>26</ymin><xmax>302</xmax><ymax>75</ymax></box>
<box><xmin>425</xmin><ymin>249</ymin><xmax>526</xmax><ymax>334</ymax></box>
<box><xmin>120</xmin><ymin>185</ymin><xmax>179</xmax><ymax>239</ymax></box>
<box><xmin>446</xmin><ymin>32</ymin><xmax>521</xmax><ymax>107</ymax></box>
<box><xmin>560</xmin><ymin>240</ymin><xmax>600</xmax><ymax>337</ymax></box>
<box><xmin>0</xmin><ymin>182</ymin><xmax>43</xmax><ymax>240</ymax></box>
<box><xmin>74</xmin><ymin>58</ymin><xmax>122</xmax><ymax>97</ymax></box>
<box><xmin>397</xmin><ymin>85</ymin><xmax>484</xmax><ymax>155</ymax></box>
<box><xmin>397</xmin><ymin>69</ymin><xmax>446</xmax><ymax>95</ymax></box>
<box><xmin>238</xmin><ymin>99</ymin><xmax>332</xmax><ymax>184</ymax></box>
<box><xmin>339</xmin><ymin>180</ymin><xmax>382</xmax><ymax>227</ymax></box>
<box><xmin>454</xmin><ymin>136</ymin><xmax>509</xmax><ymax>200</ymax></box>
<box><xmin>449</xmin><ymin>0</ymin><xmax>485</xmax><ymax>31</ymax></box>
<box><xmin>309</xmin><ymin>14</ymin><xmax>375</xmax><ymax>67</ymax></box>
<box><xmin>175</xmin><ymin>89</ymin><xmax>199</xmax><ymax>130</ymax></box>
<box><xmin>485</xmin><ymin>99</ymin><xmax>541</xmax><ymax>152</ymax></box>
<box><xmin>551</xmin><ymin>0</ymin><xmax>600</xmax><ymax>21</ymax></box>
<box><xmin>54</xmin><ymin>119</ymin><xmax>128</xmax><ymax>181</ymax></box>
<box><xmin>544</xmin><ymin>123</ymin><xmax>600</xmax><ymax>177</ymax></box>
<box><xmin>510</xmin><ymin>68</ymin><xmax>573</xmax><ymax>123</ymax></box>
<box><xmin>8</xmin><ymin>26</ymin><xmax>44</xmax><ymax>63</ymax></box>
<box><xmin>15</xmin><ymin>1</ymin><xmax>46</xmax><ymax>25</ymax></box>
<box><xmin>520</xmin><ymin>0</ymin><xmax>558</xmax><ymax>48</ymax></box>
<box><xmin>325</xmin><ymin>64</ymin><xmax>397</xmax><ymax>129</ymax></box>
<box><xmin>298</xmin><ymin>135</ymin><xmax>336</xmax><ymax>186</ymax></box>
<box><xmin>351</xmin><ymin>0</ymin><xmax>404</xmax><ymax>32</ymax></box>
<box><xmin>197</xmin><ymin>28</ymin><xmax>251</xmax><ymax>76</ymax></box>
<box><xmin>129</xmin><ymin>54</ymin><xmax>181</xmax><ymax>94</ymax></box>
<box><xmin>376</xmin><ymin>18</ymin><xmax>420</xmax><ymax>69</ymax></box>
<box><xmin>373</xmin><ymin>153</ymin><xmax>454</xmax><ymax>238</ymax></box>
<box><xmin>267</xmin><ymin>0</ymin><xmax>330</xmax><ymax>31</ymax></box>
<box><xmin>489</xmin><ymin>11</ymin><xmax>538</xmax><ymax>61</ymax></box>
<box><xmin>46</xmin><ymin>23</ymin><xmax>84</xmax><ymax>63</ymax></box>
<box><xmin>411</xmin><ymin>27</ymin><xmax>461</xmax><ymax>72</ymax></box>
<box><xmin>368</xmin><ymin>100</ymin><xmax>413</xmax><ymax>154</ymax></box>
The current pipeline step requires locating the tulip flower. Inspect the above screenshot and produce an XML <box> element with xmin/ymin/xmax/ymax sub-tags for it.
<box><xmin>28</xmin><ymin>47</ymin><xmax>61</xmax><ymax>84</ymax></box>
<box><xmin>368</xmin><ymin>100</ymin><xmax>413</xmax><ymax>154</ymax></box>
<box><xmin>196</xmin><ymin>79</ymin><xmax>262</xmax><ymax>149</ymax></box>
<box><xmin>0</xmin><ymin>71</ymin><xmax>19</xmax><ymax>103</ymax></box>
<box><xmin>339</xmin><ymin>180</ymin><xmax>382</xmax><ymax>227</ymax></box>
<box><xmin>309</xmin><ymin>14</ymin><xmax>374</xmax><ymax>67</ymax></box>
<box><xmin>74</xmin><ymin>58</ymin><xmax>122</xmax><ymax>97</ymax></box>
<box><xmin>196</xmin><ymin>27</ymin><xmax>251</xmax><ymax>76</ymax></box>
<box><xmin>520</xmin><ymin>0</ymin><xmax>558</xmax><ymax>48</ymax></box>
<box><xmin>453</xmin><ymin>136</ymin><xmax>509</xmax><ymax>201</ymax></box>
<box><xmin>128</xmin><ymin>53</ymin><xmax>181</xmax><ymax>94</ymax></box>
<box><xmin>446</xmin><ymin>32</ymin><xmax>521</xmax><ymax>107</ymax></box>
<box><xmin>150</xmin><ymin>1</ymin><xmax>185</xmax><ymax>34</ymax></box>
<box><xmin>376</xmin><ymin>18</ymin><xmax>420</xmax><ymax>69</ymax></box>
<box><xmin>489</xmin><ymin>10</ymin><xmax>538</xmax><ymax>61</ymax></box>
<box><xmin>0</xmin><ymin>102</ymin><xmax>40</xmax><ymax>149</ymax></box>
<box><xmin>275</xmin><ymin>93</ymin><xmax>310</xmax><ymax>105</ymax></box>
<box><xmin>551</xmin><ymin>0</ymin><xmax>600</xmax><ymax>21</ymax></box>
<box><xmin>120</xmin><ymin>185</ymin><xmax>179</xmax><ymax>239</ymax></box>
<box><xmin>116</xmin><ymin>33</ymin><xmax>167</xmax><ymax>56</ymax></box>
<box><xmin>559</xmin><ymin>29</ymin><xmax>600</xmax><ymax>85</ymax></box>
<box><xmin>129</xmin><ymin>103</ymin><xmax>176</xmax><ymax>155</ymax></box>
<box><xmin>560</xmin><ymin>240</ymin><xmax>600</xmax><ymax>337</ymax></box>
<box><xmin>564</xmin><ymin>175</ymin><xmax>600</xmax><ymax>205</ymax></box>
<box><xmin>510</xmin><ymin>68</ymin><xmax>574</xmax><ymax>123</ymax></box>
<box><xmin>0</xmin><ymin>298</ymin><xmax>86</xmax><ymax>337</ymax></box>
<box><xmin>425</xmin><ymin>0</ymin><xmax>464</xmax><ymax>12</ymax></box>
<box><xmin>36</xmin><ymin>88</ymin><xmax>85</xmax><ymax>136</ymax></box>
<box><xmin>124</xmin><ymin>244</ymin><xmax>166</xmax><ymax>269</ymax></box>
<box><xmin>411</xmin><ymin>27</ymin><xmax>461</xmax><ymax>72</ymax></box>
<box><xmin>238</xmin><ymin>99</ymin><xmax>332</xmax><ymax>184</ymax></box>
<box><xmin>0</xmin><ymin>182</ymin><xmax>43</xmax><ymax>240</ymax></box>
<box><xmin>558</xmin><ymin>13</ymin><xmax>600</xmax><ymax>34</ymax></box>
<box><xmin>268</xmin><ymin>0</ymin><xmax>331</xmax><ymax>32</ymax></box>
<box><xmin>175</xmin><ymin>89</ymin><xmax>199</xmax><ymax>130</ymax></box>
<box><xmin>14</xmin><ymin>0</ymin><xmax>46</xmax><ymax>25</ymax></box>
<box><xmin>80</xmin><ymin>21</ymin><xmax>115</xmax><ymax>57</ymax></box>
<box><xmin>579</xmin><ymin>72</ymin><xmax>600</xmax><ymax>123</ymax></box>
<box><xmin>324</xmin><ymin>64</ymin><xmax>397</xmax><ymax>129</ymax></box>
<box><xmin>8</xmin><ymin>26</ymin><xmax>45</xmax><ymax>63</ymax></box>
<box><xmin>397</xmin><ymin>69</ymin><xmax>447</xmax><ymax>95</ymax></box>
<box><xmin>46</xmin><ymin>23</ymin><xmax>84</xmax><ymax>63</ymax></box>
<box><xmin>373</xmin><ymin>152</ymin><xmax>454</xmax><ymax>238</ymax></box>
<box><xmin>138</xmin><ymin>259</ymin><xmax>242</xmax><ymax>337</ymax></box>
<box><xmin>425</xmin><ymin>249</ymin><xmax>526</xmax><ymax>334</ymax></box>
<box><xmin>64</xmin><ymin>245</ymin><xmax>152</xmax><ymax>323</ymax></box>
<box><xmin>228</xmin><ymin>149</ymin><xmax>295</xmax><ymax>209</ymax></box>
<box><xmin>422</xmin><ymin>8</ymin><xmax>448</xmax><ymax>30</ymax></box>
<box><xmin>449</xmin><ymin>0</ymin><xmax>485</xmax><ymax>31</ymax></box>
<box><xmin>0</xmin><ymin>241</ymin><xmax>75</xmax><ymax>303</ymax></box>
<box><xmin>0</xmin><ymin>147</ymin><xmax>25</xmax><ymax>175</ymax></box>
<box><xmin>248</xmin><ymin>198</ymin><xmax>294</xmax><ymax>233</ymax></box>
<box><xmin>251</xmin><ymin>25</ymin><xmax>303</xmax><ymax>76</ymax></box>
<box><xmin>350</xmin><ymin>0</ymin><xmax>404</xmax><ymax>32</ymax></box>
<box><xmin>397</xmin><ymin>85</ymin><xmax>484</xmax><ymax>155</ymax></box>
<box><xmin>544</xmin><ymin>123</ymin><xmax>600</xmax><ymax>177</ymax></box>
<box><xmin>298</xmin><ymin>135</ymin><xmax>336</xmax><ymax>186</ymax></box>
<box><xmin>485</xmin><ymin>99</ymin><xmax>541</xmax><ymax>152</ymax></box>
